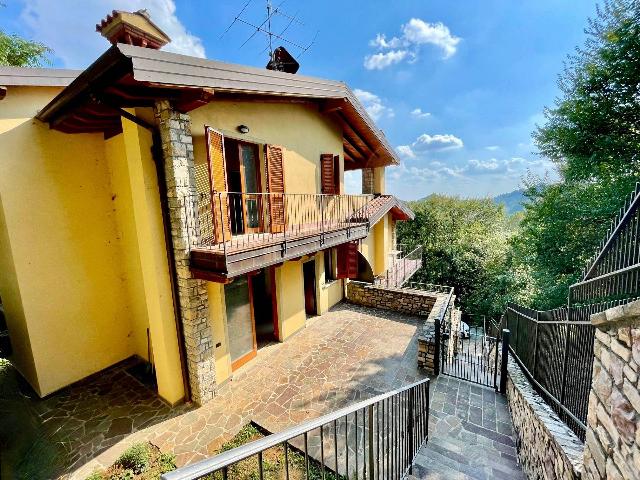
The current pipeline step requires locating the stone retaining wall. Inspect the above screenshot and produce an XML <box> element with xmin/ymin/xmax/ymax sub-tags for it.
<box><xmin>346</xmin><ymin>281</ymin><xmax>436</xmax><ymax>316</ymax></box>
<box><xmin>346</xmin><ymin>281</ymin><xmax>443</xmax><ymax>374</ymax></box>
<box><xmin>582</xmin><ymin>300</ymin><xmax>640</xmax><ymax>480</ymax></box>
<box><xmin>506</xmin><ymin>357</ymin><xmax>584</xmax><ymax>479</ymax></box>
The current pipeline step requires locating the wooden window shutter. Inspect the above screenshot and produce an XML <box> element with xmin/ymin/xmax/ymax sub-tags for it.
<box><xmin>265</xmin><ymin>144</ymin><xmax>286</xmax><ymax>233</ymax></box>
<box><xmin>336</xmin><ymin>241</ymin><xmax>359</xmax><ymax>279</ymax></box>
<box><xmin>334</xmin><ymin>155</ymin><xmax>341</xmax><ymax>195</ymax></box>
<box><xmin>205</xmin><ymin>126</ymin><xmax>231</xmax><ymax>243</ymax></box>
<box><xmin>320</xmin><ymin>153</ymin><xmax>336</xmax><ymax>195</ymax></box>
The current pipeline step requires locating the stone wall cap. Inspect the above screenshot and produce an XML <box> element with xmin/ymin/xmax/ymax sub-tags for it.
<box><xmin>591</xmin><ymin>299</ymin><xmax>640</xmax><ymax>329</ymax></box>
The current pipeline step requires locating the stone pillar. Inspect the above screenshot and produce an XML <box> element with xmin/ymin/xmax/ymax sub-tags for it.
<box><xmin>417</xmin><ymin>324</ymin><xmax>438</xmax><ymax>375</ymax></box>
<box><xmin>582</xmin><ymin>300</ymin><xmax>640</xmax><ymax>480</ymax></box>
<box><xmin>155</xmin><ymin>100</ymin><xmax>216</xmax><ymax>404</ymax></box>
<box><xmin>362</xmin><ymin>168</ymin><xmax>374</xmax><ymax>194</ymax></box>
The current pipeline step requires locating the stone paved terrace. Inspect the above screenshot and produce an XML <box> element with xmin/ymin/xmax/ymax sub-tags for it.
<box><xmin>5</xmin><ymin>302</ymin><xmax>524</xmax><ymax>479</ymax></box>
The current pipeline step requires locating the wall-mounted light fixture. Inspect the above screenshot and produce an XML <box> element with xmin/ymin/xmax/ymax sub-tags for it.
<box><xmin>237</xmin><ymin>124</ymin><xmax>250</xmax><ymax>134</ymax></box>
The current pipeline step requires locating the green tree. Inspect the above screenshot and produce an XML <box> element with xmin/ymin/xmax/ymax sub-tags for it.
<box><xmin>397</xmin><ymin>195</ymin><xmax>531</xmax><ymax>318</ymax></box>
<box><xmin>514</xmin><ymin>0</ymin><xmax>640</xmax><ymax>308</ymax></box>
<box><xmin>0</xmin><ymin>30</ymin><xmax>51</xmax><ymax>67</ymax></box>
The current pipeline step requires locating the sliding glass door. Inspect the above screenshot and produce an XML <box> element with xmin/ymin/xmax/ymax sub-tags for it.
<box><xmin>224</xmin><ymin>276</ymin><xmax>257</xmax><ymax>370</ymax></box>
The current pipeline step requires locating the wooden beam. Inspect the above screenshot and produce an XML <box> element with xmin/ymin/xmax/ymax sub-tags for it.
<box><xmin>338</xmin><ymin>111</ymin><xmax>379</xmax><ymax>158</ymax></box>
<box><xmin>343</xmin><ymin>136</ymin><xmax>366</xmax><ymax>161</ymax></box>
<box><xmin>191</xmin><ymin>268</ymin><xmax>233</xmax><ymax>284</ymax></box>
<box><xmin>175</xmin><ymin>88</ymin><xmax>215</xmax><ymax>113</ymax></box>
<box><xmin>320</xmin><ymin>98</ymin><xmax>346</xmax><ymax>113</ymax></box>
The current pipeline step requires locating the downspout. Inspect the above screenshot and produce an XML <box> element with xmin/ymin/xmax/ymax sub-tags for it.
<box><xmin>111</xmin><ymin>105</ymin><xmax>192</xmax><ymax>403</ymax></box>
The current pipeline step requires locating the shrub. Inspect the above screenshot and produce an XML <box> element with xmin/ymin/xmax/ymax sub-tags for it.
<box><xmin>114</xmin><ymin>443</ymin><xmax>151</xmax><ymax>474</ymax></box>
<box><xmin>85</xmin><ymin>472</ymin><xmax>106</xmax><ymax>480</ymax></box>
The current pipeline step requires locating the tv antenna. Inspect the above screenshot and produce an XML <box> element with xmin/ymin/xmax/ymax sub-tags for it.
<box><xmin>221</xmin><ymin>0</ymin><xmax>319</xmax><ymax>71</ymax></box>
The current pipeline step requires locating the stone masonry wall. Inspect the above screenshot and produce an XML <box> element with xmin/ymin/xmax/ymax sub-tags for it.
<box><xmin>155</xmin><ymin>100</ymin><xmax>216</xmax><ymax>405</ymax></box>
<box><xmin>361</xmin><ymin>168</ymin><xmax>374</xmax><ymax>195</ymax></box>
<box><xmin>506</xmin><ymin>356</ymin><xmax>584</xmax><ymax>479</ymax></box>
<box><xmin>345</xmin><ymin>281</ymin><xmax>444</xmax><ymax>374</ymax></box>
<box><xmin>582</xmin><ymin>300</ymin><xmax>640</xmax><ymax>480</ymax></box>
<box><xmin>346</xmin><ymin>281</ymin><xmax>436</xmax><ymax>316</ymax></box>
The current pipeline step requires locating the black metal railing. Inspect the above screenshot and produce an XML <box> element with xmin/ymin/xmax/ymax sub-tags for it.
<box><xmin>374</xmin><ymin>245</ymin><xmax>423</xmax><ymax>288</ymax></box>
<box><xmin>502</xmin><ymin>183</ymin><xmax>640</xmax><ymax>440</ymax></box>
<box><xmin>503</xmin><ymin>304</ymin><xmax>595</xmax><ymax>440</ymax></box>
<box><xmin>182</xmin><ymin>192</ymin><xmax>374</xmax><ymax>255</ymax></box>
<box><xmin>570</xmin><ymin>182</ymin><xmax>640</xmax><ymax>308</ymax></box>
<box><xmin>161</xmin><ymin>378</ymin><xmax>430</xmax><ymax>480</ymax></box>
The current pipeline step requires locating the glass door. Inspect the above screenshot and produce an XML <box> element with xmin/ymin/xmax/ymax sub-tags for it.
<box><xmin>239</xmin><ymin>142</ymin><xmax>263</xmax><ymax>234</ymax></box>
<box><xmin>224</xmin><ymin>276</ymin><xmax>257</xmax><ymax>370</ymax></box>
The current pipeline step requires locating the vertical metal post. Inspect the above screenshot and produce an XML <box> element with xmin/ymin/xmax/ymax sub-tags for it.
<box><xmin>433</xmin><ymin>318</ymin><xmax>441</xmax><ymax>376</ymax></box>
<box><xmin>368</xmin><ymin>405</ymin><xmax>374</xmax><ymax>480</ymax></box>
<box><xmin>407</xmin><ymin>388</ymin><xmax>414</xmax><ymax>475</ymax></box>
<box><xmin>499</xmin><ymin>329</ymin><xmax>510</xmax><ymax>394</ymax></box>
<box><xmin>532</xmin><ymin>311</ymin><xmax>540</xmax><ymax>379</ymax></box>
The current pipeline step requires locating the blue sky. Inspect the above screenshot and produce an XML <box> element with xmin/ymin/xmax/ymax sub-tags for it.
<box><xmin>1</xmin><ymin>1</ymin><xmax>598</xmax><ymax>199</ymax></box>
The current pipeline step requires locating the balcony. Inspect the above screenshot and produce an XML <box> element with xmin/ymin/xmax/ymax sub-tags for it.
<box><xmin>182</xmin><ymin>192</ymin><xmax>413</xmax><ymax>280</ymax></box>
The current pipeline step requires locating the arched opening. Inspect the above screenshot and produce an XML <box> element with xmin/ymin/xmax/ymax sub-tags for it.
<box><xmin>356</xmin><ymin>251</ymin><xmax>374</xmax><ymax>283</ymax></box>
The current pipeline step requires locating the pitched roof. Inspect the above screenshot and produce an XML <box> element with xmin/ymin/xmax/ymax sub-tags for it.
<box><xmin>35</xmin><ymin>44</ymin><xmax>399</xmax><ymax>168</ymax></box>
<box><xmin>0</xmin><ymin>67</ymin><xmax>80</xmax><ymax>86</ymax></box>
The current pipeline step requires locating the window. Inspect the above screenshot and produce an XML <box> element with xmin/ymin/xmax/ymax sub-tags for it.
<box><xmin>324</xmin><ymin>249</ymin><xmax>336</xmax><ymax>281</ymax></box>
<box><xmin>320</xmin><ymin>154</ymin><xmax>341</xmax><ymax>195</ymax></box>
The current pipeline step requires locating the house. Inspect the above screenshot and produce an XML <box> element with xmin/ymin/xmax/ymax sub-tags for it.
<box><xmin>0</xmin><ymin>10</ymin><xmax>417</xmax><ymax>407</ymax></box>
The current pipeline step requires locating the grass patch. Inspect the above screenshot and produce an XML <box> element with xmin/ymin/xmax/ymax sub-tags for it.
<box><xmin>86</xmin><ymin>424</ymin><xmax>345</xmax><ymax>480</ymax></box>
<box><xmin>85</xmin><ymin>442</ymin><xmax>176</xmax><ymax>480</ymax></box>
<box><xmin>203</xmin><ymin>423</ymin><xmax>344</xmax><ymax>480</ymax></box>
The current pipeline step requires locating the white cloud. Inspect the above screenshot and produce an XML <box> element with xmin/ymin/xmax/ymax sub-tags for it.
<box><xmin>402</xmin><ymin>19</ymin><xmax>460</xmax><ymax>59</ymax></box>
<box><xmin>412</xmin><ymin>133</ymin><xmax>464</xmax><ymax>152</ymax></box>
<box><xmin>354</xmin><ymin>88</ymin><xmax>394</xmax><ymax>121</ymax></box>
<box><xmin>363</xmin><ymin>50</ymin><xmax>409</xmax><ymax>70</ymax></box>
<box><xmin>396</xmin><ymin>133</ymin><xmax>464</xmax><ymax>158</ymax></box>
<box><xmin>19</xmin><ymin>0</ymin><xmax>205</xmax><ymax>68</ymax></box>
<box><xmin>388</xmin><ymin>161</ymin><xmax>464</xmax><ymax>185</ymax></box>
<box><xmin>365</xmin><ymin>18</ymin><xmax>461</xmax><ymax>70</ymax></box>
<box><xmin>485</xmin><ymin>145</ymin><xmax>501</xmax><ymax>151</ymax></box>
<box><xmin>396</xmin><ymin>145</ymin><xmax>416</xmax><ymax>159</ymax></box>
<box><xmin>411</xmin><ymin>108</ymin><xmax>431</xmax><ymax>119</ymax></box>
<box><xmin>463</xmin><ymin>156</ymin><xmax>554</xmax><ymax>179</ymax></box>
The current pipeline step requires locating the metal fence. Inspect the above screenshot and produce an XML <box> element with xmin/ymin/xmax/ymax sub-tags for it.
<box><xmin>162</xmin><ymin>378</ymin><xmax>430</xmax><ymax>480</ymax></box>
<box><xmin>569</xmin><ymin>182</ymin><xmax>640</xmax><ymax>309</ymax></box>
<box><xmin>503</xmin><ymin>182</ymin><xmax>640</xmax><ymax>440</ymax></box>
<box><xmin>374</xmin><ymin>245</ymin><xmax>423</xmax><ymax>288</ymax></box>
<box><xmin>182</xmin><ymin>192</ymin><xmax>374</xmax><ymax>254</ymax></box>
<box><xmin>503</xmin><ymin>304</ymin><xmax>594</xmax><ymax>440</ymax></box>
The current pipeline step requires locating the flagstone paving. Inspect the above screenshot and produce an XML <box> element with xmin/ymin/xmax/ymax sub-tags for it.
<box><xmin>61</xmin><ymin>302</ymin><xmax>426</xmax><ymax>479</ymax></box>
<box><xmin>8</xmin><ymin>301</ymin><xmax>524</xmax><ymax>480</ymax></box>
<box><xmin>415</xmin><ymin>375</ymin><xmax>524</xmax><ymax>480</ymax></box>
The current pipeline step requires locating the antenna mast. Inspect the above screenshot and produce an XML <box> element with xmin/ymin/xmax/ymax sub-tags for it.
<box><xmin>220</xmin><ymin>0</ymin><xmax>318</xmax><ymax>70</ymax></box>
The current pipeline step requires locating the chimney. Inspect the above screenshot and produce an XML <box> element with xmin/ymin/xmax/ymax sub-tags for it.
<box><xmin>96</xmin><ymin>9</ymin><xmax>171</xmax><ymax>49</ymax></box>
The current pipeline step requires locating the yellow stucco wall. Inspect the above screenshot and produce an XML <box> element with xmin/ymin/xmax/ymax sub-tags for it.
<box><xmin>274</xmin><ymin>260</ymin><xmax>306</xmax><ymax>340</ymax></box>
<box><xmin>0</xmin><ymin>88</ymin><xmax>184</xmax><ymax>403</ymax></box>
<box><xmin>117</xmin><ymin>116</ymin><xmax>185</xmax><ymax>404</ymax></box>
<box><xmin>315</xmin><ymin>251</ymin><xmax>344</xmax><ymax>315</ymax></box>
<box><xmin>0</xmin><ymin>86</ymin><xmax>133</xmax><ymax>395</ymax></box>
<box><xmin>374</xmin><ymin>167</ymin><xmax>386</xmax><ymax>195</ymax></box>
<box><xmin>189</xmin><ymin>100</ymin><xmax>344</xmax><ymax>194</ymax></box>
<box><xmin>361</xmin><ymin>212</ymin><xmax>393</xmax><ymax>276</ymax></box>
<box><xmin>206</xmin><ymin>282</ymin><xmax>232</xmax><ymax>384</ymax></box>
<box><xmin>104</xmin><ymin>133</ymin><xmax>150</xmax><ymax>362</ymax></box>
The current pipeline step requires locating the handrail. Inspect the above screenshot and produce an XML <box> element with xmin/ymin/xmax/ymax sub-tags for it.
<box><xmin>375</xmin><ymin>245</ymin><xmax>423</xmax><ymax>288</ymax></box>
<box><xmin>162</xmin><ymin>377</ymin><xmax>431</xmax><ymax>480</ymax></box>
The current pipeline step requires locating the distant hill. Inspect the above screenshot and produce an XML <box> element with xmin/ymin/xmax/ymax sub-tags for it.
<box><xmin>494</xmin><ymin>189</ymin><xmax>526</xmax><ymax>214</ymax></box>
